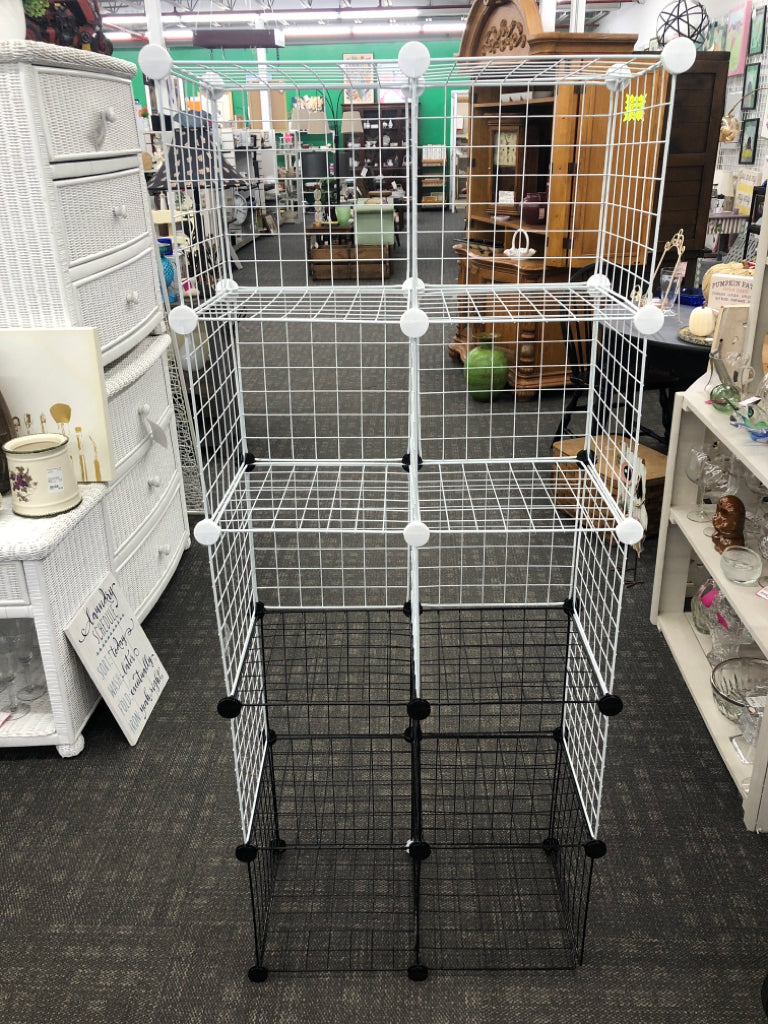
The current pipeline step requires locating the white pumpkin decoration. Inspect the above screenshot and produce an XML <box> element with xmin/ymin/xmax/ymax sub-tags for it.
<box><xmin>688</xmin><ymin>305</ymin><xmax>716</xmax><ymax>337</ymax></box>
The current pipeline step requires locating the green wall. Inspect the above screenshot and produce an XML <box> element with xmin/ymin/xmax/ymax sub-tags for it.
<box><xmin>119</xmin><ymin>38</ymin><xmax>459</xmax><ymax>145</ymax></box>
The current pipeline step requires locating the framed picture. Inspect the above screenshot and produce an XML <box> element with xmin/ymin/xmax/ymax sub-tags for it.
<box><xmin>740</xmin><ymin>116</ymin><xmax>759</xmax><ymax>162</ymax></box>
<box><xmin>743</xmin><ymin>61</ymin><xmax>761</xmax><ymax>108</ymax></box>
<box><xmin>711</xmin><ymin>22</ymin><xmax>728</xmax><ymax>50</ymax></box>
<box><xmin>343</xmin><ymin>53</ymin><xmax>375</xmax><ymax>105</ymax></box>
<box><xmin>750</xmin><ymin>4</ymin><xmax>766</xmax><ymax>54</ymax></box>
<box><xmin>727</xmin><ymin>1</ymin><xmax>753</xmax><ymax>76</ymax></box>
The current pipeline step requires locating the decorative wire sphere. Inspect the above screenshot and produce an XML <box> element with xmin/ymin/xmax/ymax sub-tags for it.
<box><xmin>656</xmin><ymin>0</ymin><xmax>711</xmax><ymax>46</ymax></box>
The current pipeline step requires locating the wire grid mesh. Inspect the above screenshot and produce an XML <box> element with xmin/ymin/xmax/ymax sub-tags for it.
<box><xmin>155</xmin><ymin>53</ymin><xmax>669</xmax><ymax>303</ymax></box>
<box><xmin>155</xmin><ymin>47</ymin><xmax>679</xmax><ymax>976</ymax></box>
<box><xmin>237</xmin><ymin>607</ymin><xmax>598</xmax><ymax>973</ymax></box>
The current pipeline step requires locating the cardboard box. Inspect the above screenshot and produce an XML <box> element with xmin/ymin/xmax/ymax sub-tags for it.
<box><xmin>551</xmin><ymin>435</ymin><xmax>667</xmax><ymax>536</ymax></box>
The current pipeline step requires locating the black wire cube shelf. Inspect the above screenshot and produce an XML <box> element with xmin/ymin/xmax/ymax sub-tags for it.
<box><xmin>230</xmin><ymin>607</ymin><xmax>606</xmax><ymax>978</ymax></box>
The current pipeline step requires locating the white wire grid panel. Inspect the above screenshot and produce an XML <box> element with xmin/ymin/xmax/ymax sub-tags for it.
<box><xmin>155</xmin><ymin>52</ymin><xmax>671</xmax><ymax>307</ymax></box>
<box><xmin>156</xmin><ymin>49</ymin><xmax>678</xmax><ymax>843</ymax></box>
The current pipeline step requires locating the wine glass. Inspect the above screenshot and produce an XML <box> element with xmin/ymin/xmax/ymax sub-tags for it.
<box><xmin>0</xmin><ymin>635</ymin><xmax>30</xmax><ymax>720</ymax></box>
<box><xmin>12</xmin><ymin>621</ymin><xmax>45</xmax><ymax>702</ymax></box>
<box><xmin>686</xmin><ymin>449</ymin><xmax>728</xmax><ymax>523</ymax></box>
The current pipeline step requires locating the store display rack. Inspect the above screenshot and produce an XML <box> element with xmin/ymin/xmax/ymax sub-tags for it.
<box><xmin>652</xmin><ymin>383</ymin><xmax>768</xmax><ymax>830</ymax></box>
<box><xmin>144</xmin><ymin>38</ymin><xmax>692</xmax><ymax>978</ymax></box>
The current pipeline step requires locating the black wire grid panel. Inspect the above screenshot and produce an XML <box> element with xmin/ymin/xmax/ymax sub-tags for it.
<box><xmin>230</xmin><ymin>607</ymin><xmax>607</xmax><ymax>978</ymax></box>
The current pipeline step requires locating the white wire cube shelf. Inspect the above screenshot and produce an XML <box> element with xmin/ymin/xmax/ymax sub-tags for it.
<box><xmin>211</xmin><ymin>457</ymin><xmax>620</xmax><ymax>536</ymax></box>
<box><xmin>148</xmin><ymin>38</ymin><xmax>687</xmax><ymax>978</ymax></box>
<box><xmin>194</xmin><ymin>282</ymin><xmax>640</xmax><ymax>327</ymax></box>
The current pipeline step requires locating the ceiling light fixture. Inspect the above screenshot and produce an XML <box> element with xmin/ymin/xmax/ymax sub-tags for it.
<box><xmin>339</xmin><ymin>7</ymin><xmax>419</xmax><ymax>19</ymax></box>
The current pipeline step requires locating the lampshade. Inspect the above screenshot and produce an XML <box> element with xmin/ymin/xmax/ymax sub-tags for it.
<box><xmin>146</xmin><ymin>114</ymin><xmax>246</xmax><ymax>193</ymax></box>
<box><xmin>712</xmin><ymin>169</ymin><xmax>735</xmax><ymax>198</ymax></box>
<box><xmin>290</xmin><ymin>108</ymin><xmax>330</xmax><ymax>135</ymax></box>
<box><xmin>341</xmin><ymin>110</ymin><xmax>364</xmax><ymax>135</ymax></box>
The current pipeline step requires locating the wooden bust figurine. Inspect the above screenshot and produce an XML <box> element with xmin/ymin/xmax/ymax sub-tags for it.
<box><xmin>711</xmin><ymin>495</ymin><xmax>746</xmax><ymax>553</ymax></box>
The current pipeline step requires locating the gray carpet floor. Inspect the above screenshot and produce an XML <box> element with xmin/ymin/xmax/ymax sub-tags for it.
<box><xmin>2</xmin><ymin>534</ymin><xmax>768</xmax><ymax>1024</ymax></box>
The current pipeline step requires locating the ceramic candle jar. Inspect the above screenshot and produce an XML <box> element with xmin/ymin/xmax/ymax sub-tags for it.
<box><xmin>3</xmin><ymin>433</ymin><xmax>81</xmax><ymax>517</ymax></box>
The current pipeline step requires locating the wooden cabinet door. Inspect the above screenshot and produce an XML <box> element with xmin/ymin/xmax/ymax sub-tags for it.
<box><xmin>657</xmin><ymin>51</ymin><xmax>728</xmax><ymax>253</ymax></box>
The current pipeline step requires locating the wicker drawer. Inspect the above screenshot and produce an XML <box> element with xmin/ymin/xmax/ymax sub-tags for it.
<box><xmin>106</xmin><ymin>342</ymin><xmax>172</xmax><ymax>468</ymax></box>
<box><xmin>36</xmin><ymin>68</ymin><xmax>138</xmax><ymax>162</ymax></box>
<box><xmin>114</xmin><ymin>483</ymin><xmax>188</xmax><ymax>620</ymax></box>
<box><xmin>56</xmin><ymin>168</ymin><xmax>150</xmax><ymax>267</ymax></box>
<box><xmin>72</xmin><ymin>241</ymin><xmax>162</xmax><ymax>364</ymax></box>
<box><xmin>0</xmin><ymin>562</ymin><xmax>29</xmax><ymax>606</ymax></box>
<box><xmin>103</xmin><ymin>429</ymin><xmax>179</xmax><ymax>555</ymax></box>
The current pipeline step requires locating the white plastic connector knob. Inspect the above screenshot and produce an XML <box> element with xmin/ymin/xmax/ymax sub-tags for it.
<box><xmin>400</xmin><ymin>307</ymin><xmax>429</xmax><ymax>338</ymax></box>
<box><xmin>403</xmin><ymin>521</ymin><xmax>430</xmax><ymax>548</ymax></box>
<box><xmin>605</xmin><ymin>63</ymin><xmax>632</xmax><ymax>93</ymax></box>
<box><xmin>632</xmin><ymin>303</ymin><xmax>664</xmax><ymax>337</ymax></box>
<box><xmin>194</xmin><ymin>518</ymin><xmax>222</xmax><ymax>546</ymax></box>
<box><xmin>402</xmin><ymin>276</ymin><xmax>425</xmax><ymax>293</ymax></box>
<box><xmin>168</xmin><ymin>304</ymin><xmax>199</xmax><ymax>336</ymax></box>
<box><xmin>615</xmin><ymin>517</ymin><xmax>645</xmax><ymax>546</ymax></box>
<box><xmin>201</xmin><ymin>71</ymin><xmax>226</xmax><ymax>100</ymax></box>
<box><xmin>398</xmin><ymin>41</ymin><xmax>430</xmax><ymax>79</ymax></box>
<box><xmin>215</xmin><ymin>278</ymin><xmax>238</xmax><ymax>294</ymax></box>
<box><xmin>661</xmin><ymin>37</ymin><xmax>697</xmax><ymax>76</ymax></box>
<box><xmin>586</xmin><ymin>273</ymin><xmax>611</xmax><ymax>293</ymax></box>
<box><xmin>138</xmin><ymin>43</ymin><xmax>174</xmax><ymax>81</ymax></box>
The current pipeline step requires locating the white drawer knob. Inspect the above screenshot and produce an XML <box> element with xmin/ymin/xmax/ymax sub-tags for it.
<box><xmin>104</xmin><ymin>107</ymin><xmax>117</xmax><ymax>123</ymax></box>
<box><xmin>147</xmin><ymin>476</ymin><xmax>162</xmax><ymax>488</ymax></box>
<box><xmin>158</xmin><ymin>544</ymin><xmax>171</xmax><ymax>557</ymax></box>
<box><xmin>113</xmin><ymin>204</ymin><xmax>128</xmax><ymax>219</ymax></box>
<box><xmin>126</xmin><ymin>290</ymin><xmax>140</xmax><ymax>305</ymax></box>
<box><xmin>139</xmin><ymin>403</ymin><xmax>151</xmax><ymax>416</ymax></box>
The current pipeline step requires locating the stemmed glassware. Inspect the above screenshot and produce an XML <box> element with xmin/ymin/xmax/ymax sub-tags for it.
<box><xmin>12</xmin><ymin>620</ymin><xmax>45</xmax><ymax>702</ymax></box>
<box><xmin>0</xmin><ymin>634</ymin><xmax>30</xmax><ymax>721</ymax></box>
<box><xmin>685</xmin><ymin>447</ymin><xmax>730</xmax><ymax>523</ymax></box>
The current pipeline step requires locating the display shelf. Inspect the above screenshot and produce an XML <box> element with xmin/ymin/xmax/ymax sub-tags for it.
<box><xmin>669</xmin><ymin>506</ymin><xmax>768</xmax><ymax>649</ymax></box>
<box><xmin>681</xmin><ymin>387</ymin><xmax>768</xmax><ymax>480</ymax></box>
<box><xmin>208</xmin><ymin>458</ymin><xmax>620</xmax><ymax>537</ymax></box>
<box><xmin>652</xmin><ymin>381</ymin><xmax>768</xmax><ymax>829</ymax></box>
<box><xmin>655</xmin><ymin>611</ymin><xmax>749</xmax><ymax>794</ymax></box>
<box><xmin>154</xmin><ymin>35</ymin><xmax>680</xmax><ymax>976</ymax></box>
<box><xmin>193</xmin><ymin>281</ymin><xmax>638</xmax><ymax>326</ymax></box>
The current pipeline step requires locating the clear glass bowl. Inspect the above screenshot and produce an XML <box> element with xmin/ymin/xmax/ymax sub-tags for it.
<box><xmin>720</xmin><ymin>546</ymin><xmax>763</xmax><ymax>585</ymax></box>
<box><xmin>711</xmin><ymin>657</ymin><xmax>768</xmax><ymax>722</ymax></box>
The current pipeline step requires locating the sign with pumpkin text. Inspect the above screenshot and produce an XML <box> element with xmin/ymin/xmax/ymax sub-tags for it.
<box><xmin>65</xmin><ymin>574</ymin><xmax>168</xmax><ymax>745</ymax></box>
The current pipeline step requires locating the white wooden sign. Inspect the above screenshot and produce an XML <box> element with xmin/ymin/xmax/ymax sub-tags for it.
<box><xmin>65</xmin><ymin>574</ymin><xmax>168</xmax><ymax>745</ymax></box>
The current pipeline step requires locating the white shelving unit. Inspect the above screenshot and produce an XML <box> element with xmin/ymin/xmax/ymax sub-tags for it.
<box><xmin>651</xmin><ymin>383</ymin><xmax>768</xmax><ymax>828</ymax></box>
<box><xmin>150</xmin><ymin>40</ymin><xmax>687</xmax><ymax>978</ymax></box>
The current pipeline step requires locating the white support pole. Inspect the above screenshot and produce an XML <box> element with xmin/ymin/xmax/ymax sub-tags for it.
<box><xmin>256</xmin><ymin>48</ymin><xmax>273</xmax><ymax>135</ymax></box>
<box><xmin>540</xmin><ymin>0</ymin><xmax>557</xmax><ymax>32</ymax></box>
<box><xmin>144</xmin><ymin>0</ymin><xmax>165</xmax><ymax>45</ymax></box>
<box><xmin>570</xmin><ymin>0</ymin><xmax>587</xmax><ymax>33</ymax></box>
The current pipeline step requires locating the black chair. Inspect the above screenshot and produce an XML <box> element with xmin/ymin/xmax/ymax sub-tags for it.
<box><xmin>551</xmin><ymin>262</ymin><xmax>682</xmax><ymax>451</ymax></box>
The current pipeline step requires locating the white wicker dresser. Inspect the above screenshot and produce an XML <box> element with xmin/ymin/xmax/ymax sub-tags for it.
<box><xmin>0</xmin><ymin>41</ymin><xmax>189</xmax><ymax>755</ymax></box>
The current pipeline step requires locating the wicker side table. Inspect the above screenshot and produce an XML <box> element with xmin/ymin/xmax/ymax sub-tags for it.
<box><xmin>0</xmin><ymin>486</ymin><xmax>110</xmax><ymax>757</ymax></box>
